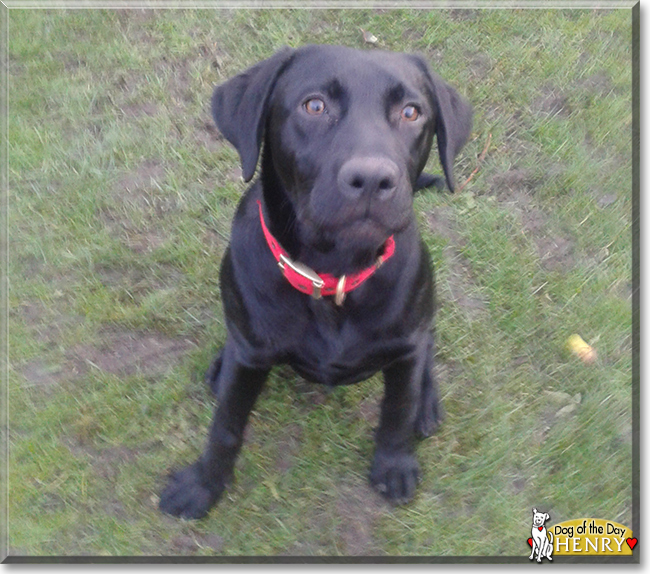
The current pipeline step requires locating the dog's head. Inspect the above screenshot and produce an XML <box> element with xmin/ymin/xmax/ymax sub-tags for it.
<box><xmin>532</xmin><ymin>508</ymin><xmax>550</xmax><ymax>528</ymax></box>
<box><xmin>212</xmin><ymin>45</ymin><xmax>472</xmax><ymax>261</ymax></box>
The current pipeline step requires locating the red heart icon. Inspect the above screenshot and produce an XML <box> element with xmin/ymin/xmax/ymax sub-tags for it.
<box><xmin>527</xmin><ymin>538</ymin><xmax>533</xmax><ymax>547</ymax></box>
<box><xmin>538</xmin><ymin>526</ymin><xmax>543</xmax><ymax>531</ymax></box>
<box><xmin>626</xmin><ymin>538</ymin><xmax>637</xmax><ymax>550</ymax></box>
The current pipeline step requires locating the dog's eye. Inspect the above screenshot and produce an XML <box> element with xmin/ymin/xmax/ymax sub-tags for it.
<box><xmin>304</xmin><ymin>98</ymin><xmax>326</xmax><ymax>115</ymax></box>
<box><xmin>401</xmin><ymin>105</ymin><xmax>420</xmax><ymax>122</ymax></box>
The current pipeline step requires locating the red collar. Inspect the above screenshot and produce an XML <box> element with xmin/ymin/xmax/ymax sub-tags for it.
<box><xmin>257</xmin><ymin>200</ymin><xmax>395</xmax><ymax>305</ymax></box>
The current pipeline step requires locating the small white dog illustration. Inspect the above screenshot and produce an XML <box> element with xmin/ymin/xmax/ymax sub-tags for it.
<box><xmin>529</xmin><ymin>508</ymin><xmax>553</xmax><ymax>562</ymax></box>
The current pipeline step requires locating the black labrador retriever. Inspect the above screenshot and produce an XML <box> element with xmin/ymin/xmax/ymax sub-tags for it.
<box><xmin>159</xmin><ymin>44</ymin><xmax>472</xmax><ymax>519</ymax></box>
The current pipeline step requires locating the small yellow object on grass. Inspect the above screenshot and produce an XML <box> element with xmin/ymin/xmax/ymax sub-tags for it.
<box><xmin>566</xmin><ymin>334</ymin><xmax>597</xmax><ymax>364</ymax></box>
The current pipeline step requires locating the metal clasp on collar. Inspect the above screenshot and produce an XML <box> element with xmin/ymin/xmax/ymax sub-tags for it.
<box><xmin>278</xmin><ymin>254</ymin><xmax>325</xmax><ymax>299</ymax></box>
<box><xmin>334</xmin><ymin>275</ymin><xmax>346</xmax><ymax>306</ymax></box>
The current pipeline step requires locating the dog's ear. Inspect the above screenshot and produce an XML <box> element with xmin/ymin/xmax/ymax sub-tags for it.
<box><xmin>212</xmin><ymin>47</ymin><xmax>295</xmax><ymax>182</ymax></box>
<box><xmin>533</xmin><ymin>508</ymin><xmax>537</xmax><ymax>514</ymax></box>
<box><xmin>410</xmin><ymin>55</ymin><xmax>473</xmax><ymax>192</ymax></box>
<box><xmin>545</xmin><ymin>513</ymin><xmax>550</xmax><ymax>521</ymax></box>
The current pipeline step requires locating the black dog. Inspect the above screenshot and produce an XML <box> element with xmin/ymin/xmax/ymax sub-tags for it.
<box><xmin>160</xmin><ymin>45</ymin><xmax>472</xmax><ymax>519</ymax></box>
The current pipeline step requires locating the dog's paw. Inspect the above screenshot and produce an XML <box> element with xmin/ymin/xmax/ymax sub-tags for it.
<box><xmin>369</xmin><ymin>451</ymin><xmax>420</xmax><ymax>504</ymax></box>
<box><xmin>159</xmin><ymin>462</ymin><xmax>224</xmax><ymax>519</ymax></box>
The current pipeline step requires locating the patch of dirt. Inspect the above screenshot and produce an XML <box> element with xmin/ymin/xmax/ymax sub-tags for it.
<box><xmin>103</xmin><ymin>499</ymin><xmax>129</xmax><ymax>519</ymax></box>
<box><xmin>425</xmin><ymin>207</ymin><xmax>462</xmax><ymax>245</ymax></box>
<box><xmin>170</xmin><ymin>532</ymin><xmax>225</xmax><ymax>555</ymax></box>
<box><xmin>100</xmin><ymin>210</ymin><xmax>168</xmax><ymax>253</ymax></box>
<box><xmin>445</xmin><ymin>251</ymin><xmax>488</xmax><ymax>317</ymax></box>
<box><xmin>19</xmin><ymin>359</ymin><xmax>68</xmax><ymax>390</ymax></box>
<box><xmin>192</xmin><ymin>117</ymin><xmax>223</xmax><ymax>152</ymax></box>
<box><xmin>468</xmin><ymin>52</ymin><xmax>494</xmax><ymax>81</ymax></box>
<box><xmin>63</xmin><ymin>55</ymin><xmax>86</xmax><ymax>72</ymax></box>
<box><xmin>61</xmin><ymin>438</ymin><xmax>163</xmax><ymax>524</ymax></box>
<box><xmin>426</xmin><ymin>48</ymin><xmax>444</xmax><ymax>68</ymax></box>
<box><xmin>335</xmin><ymin>481</ymin><xmax>385</xmax><ymax>556</ymax></box>
<box><xmin>492</xmin><ymin>110</ymin><xmax>539</xmax><ymax>160</ymax></box>
<box><xmin>597</xmin><ymin>193</ymin><xmax>618</xmax><ymax>208</ymax></box>
<box><xmin>41</xmin><ymin>492</ymin><xmax>67</xmax><ymax>513</ymax></box>
<box><xmin>426</xmin><ymin>208</ymin><xmax>488</xmax><ymax>318</ymax></box>
<box><xmin>15</xmin><ymin>301</ymin><xmax>85</xmax><ymax>347</ymax></box>
<box><xmin>202</xmin><ymin>228</ymin><xmax>226</xmax><ymax>251</ymax></box>
<box><xmin>532</xmin><ymin>392</ymin><xmax>582</xmax><ymax>447</ymax></box>
<box><xmin>114</xmin><ymin>8</ymin><xmax>157</xmax><ymax>25</ymax></box>
<box><xmin>63</xmin><ymin>438</ymin><xmax>142</xmax><ymax>467</ymax></box>
<box><xmin>449</xmin><ymin>9</ymin><xmax>478</xmax><ymax>20</ymax></box>
<box><xmin>110</xmin><ymin>158</ymin><xmax>181</xmax><ymax>222</ymax></box>
<box><xmin>358</xmin><ymin>395</ymin><xmax>380</xmax><ymax>429</ymax></box>
<box><xmin>292</xmin><ymin>378</ymin><xmax>330</xmax><ymax>411</ymax></box>
<box><xmin>576</xmin><ymin>71</ymin><xmax>614</xmax><ymax>97</ymax></box>
<box><xmin>110</xmin><ymin>158</ymin><xmax>181</xmax><ymax>220</ymax></box>
<box><xmin>280</xmin><ymin>508</ymin><xmax>335</xmax><ymax>556</ymax></box>
<box><xmin>116</xmin><ymin>159</ymin><xmax>166</xmax><ymax>196</ymax></box>
<box><xmin>275</xmin><ymin>424</ymin><xmax>302</xmax><ymax>474</ymax></box>
<box><xmin>520</xmin><ymin>207</ymin><xmax>548</xmax><ymax>234</ymax></box>
<box><xmin>120</xmin><ymin>101</ymin><xmax>159</xmax><ymax>118</ymax></box>
<box><xmin>532</xmin><ymin>86</ymin><xmax>572</xmax><ymax>117</ymax></box>
<box><xmin>434</xmin><ymin>360</ymin><xmax>457</xmax><ymax>390</ymax></box>
<box><xmin>582</xmin><ymin>132</ymin><xmax>629</xmax><ymax>171</ymax></box>
<box><xmin>401</xmin><ymin>28</ymin><xmax>425</xmax><ymax>43</ymax></box>
<box><xmin>68</xmin><ymin>330</ymin><xmax>194</xmax><ymax>377</ymax></box>
<box><xmin>490</xmin><ymin>167</ymin><xmax>576</xmax><ymax>273</ymax></box>
<box><xmin>534</xmin><ymin>234</ymin><xmax>575</xmax><ymax>273</ymax></box>
<box><xmin>489</xmin><ymin>167</ymin><xmax>540</xmax><ymax>199</ymax></box>
<box><xmin>16</xmin><ymin>254</ymin><xmax>45</xmax><ymax>278</ymax></box>
<box><xmin>125</xmin><ymin>230</ymin><xmax>168</xmax><ymax>254</ymax></box>
<box><xmin>511</xmin><ymin>475</ymin><xmax>527</xmax><ymax>495</ymax></box>
<box><xmin>501</xmin><ymin>194</ymin><xmax>576</xmax><ymax>274</ymax></box>
<box><xmin>113</xmin><ymin>70</ymin><xmax>145</xmax><ymax>96</ymax></box>
<box><xmin>226</xmin><ymin>165</ymin><xmax>243</xmax><ymax>182</ymax></box>
<box><xmin>7</xmin><ymin>54</ymin><xmax>25</xmax><ymax>77</ymax></box>
<box><xmin>93</xmin><ymin>262</ymin><xmax>183</xmax><ymax>304</ymax></box>
<box><xmin>151</xmin><ymin>55</ymin><xmax>199</xmax><ymax>108</ymax></box>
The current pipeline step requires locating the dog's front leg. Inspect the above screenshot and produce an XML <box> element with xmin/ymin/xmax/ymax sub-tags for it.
<box><xmin>370</xmin><ymin>341</ymin><xmax>427</xmax><ymax>503</ymax></box>
<box><xmin>159</xmin><ymin>341</ymin><xmax>269</xmax><ymax>519</ymax></box>
<box><xmin>529</xmin><ymin>537</ymin><xmax>537</xmax><ymax>560</ymax></box>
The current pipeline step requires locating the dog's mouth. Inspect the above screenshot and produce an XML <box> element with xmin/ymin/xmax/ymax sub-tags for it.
<box><xmin>295</xmin><ymin>214</ymin><xmax>399</xmax><ymax>274</ymax></box>
<box><xmin>308</xmin><ymin>214</ymin><xmax>402</xmax><ymax>250</ymax></box>
<box><xmin>286</xmin><ymin>175</ymin><xmax>414</xmax><ymax>273</ymax></box>
<box><xmin>306</xmin><ymin>197</ymin><xmax>412</xmax><ymax>238</ymax></box>
<box><xmin>336</xmin><ymin>217</ymin><xmax>391</xmax><ymax>241</ymax></box>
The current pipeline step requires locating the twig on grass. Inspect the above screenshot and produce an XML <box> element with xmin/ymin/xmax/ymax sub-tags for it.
<box><xmin>457</xmin><ymin>132</ymin><xmax>492</xmax><ymax>193</ymax></box>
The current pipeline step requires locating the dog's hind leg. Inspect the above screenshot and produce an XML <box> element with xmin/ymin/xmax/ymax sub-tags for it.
<box><xmin>546</xmin><ymin>536</ymin><xmax>553</xmax><ymax>561</ymax></box>
<box><xmin>205</xmin><ymin>351</ymin><xmax>223</xmax><ymax>396</ymax></box>
<box><xmin>414</xmin><ymin>335</ymin><xmax>442</xmax><ymax>438</ymax></box>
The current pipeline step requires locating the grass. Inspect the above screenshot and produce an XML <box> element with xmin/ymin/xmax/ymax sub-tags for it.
<box><xmin>6</xmin><ymin>7</ymin><xmax>634</xmax><ymax>558</ymax></box>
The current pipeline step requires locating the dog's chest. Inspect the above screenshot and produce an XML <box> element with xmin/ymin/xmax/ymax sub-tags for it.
<box><xmin>283</xmin><ymin>299</ymin><xmax>409</xmax><ymax>386</ymax></box>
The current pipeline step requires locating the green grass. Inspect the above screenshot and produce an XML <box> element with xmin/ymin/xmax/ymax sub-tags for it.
<box><xmin>7</xmin><ymin>7</ymin><xmax>633</xmax><ymax>558</ymax></box>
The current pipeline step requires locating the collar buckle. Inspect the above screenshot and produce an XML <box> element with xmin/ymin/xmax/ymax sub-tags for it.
<box><xmin>278</xmin><ymin>254</ymin><xmax>325</xmax><ymax>299</ymax></box>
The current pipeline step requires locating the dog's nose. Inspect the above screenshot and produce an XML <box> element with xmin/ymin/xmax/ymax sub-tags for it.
<box><xmin>337</xmin><ymin>157</ymin><xmax>400</xmax><ymax>200</ymax></box>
